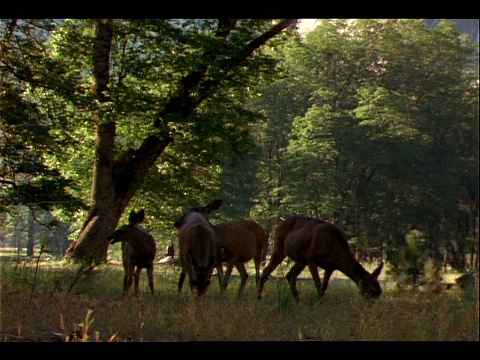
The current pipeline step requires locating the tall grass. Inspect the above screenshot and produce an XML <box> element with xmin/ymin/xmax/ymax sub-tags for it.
<box><xmin>1</xmin><ymin>253</ymin><xmax>478</xmax><ymax>341</ymax></box>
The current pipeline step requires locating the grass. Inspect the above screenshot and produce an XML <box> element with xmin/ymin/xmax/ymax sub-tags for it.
<box><xmin>0</xmin><ymin>248</ymin><xmax>478</xmax><ymax>342</ymax></box>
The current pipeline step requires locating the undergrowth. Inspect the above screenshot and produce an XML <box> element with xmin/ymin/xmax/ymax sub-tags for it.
<box><xmin>1</xmin><ymin>255</ymin><xmax>478</xmax><ymax>342</ymax></box>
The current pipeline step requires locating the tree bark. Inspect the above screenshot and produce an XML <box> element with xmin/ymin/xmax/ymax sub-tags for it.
<box><xmin>66</xmin><ymin>19</ymin><xmax>295</xmax><ymax>264</ymax></box>
<box><xmin>27</xmin><ymin>210</ymin><xmax>35</xmax><ymax>257</ymax></box>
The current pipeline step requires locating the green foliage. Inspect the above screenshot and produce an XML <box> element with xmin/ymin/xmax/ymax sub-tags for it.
<box><xmin>1</xmin><ymin>19</ymin><xmax>297</xmax><ymax>253</ymax></box>
<box><xmin>1</xmin><ymin>258</ymin><xmax>478</xmax><ymax>341</ymax></box>
<box><xmin>387</xmin><ymin>229</ymin><xmax>435</xmax><ymax>290</ymax></box>
<box><xmin>1</xmin><ymin>19</ymin><xmax>478</xmax><ymax>271</ymax></box>
<box><xmin>254</xmin><ymin>19</ymin><xmax>478</xmax><ymax>266</ymax></box>
<box><xmin>1</xmin><ymin>19</ymin><xmax>87</xmax><ymax>215</ymax></box>
<box><xmin>247</xmin><ymin>33</ymin><xmax>314</xmax><ymax>225</ymax></box>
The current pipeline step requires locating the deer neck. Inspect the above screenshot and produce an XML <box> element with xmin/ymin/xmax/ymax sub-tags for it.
<box><xmin>347</xmin><ymin>261</ymin><xmax>370</xmax><ymax>287</ymax></box>
<box><xmin>125</xmin><ymin>227</ymin><xmax>155</xmax><ymax>257</ymax></box>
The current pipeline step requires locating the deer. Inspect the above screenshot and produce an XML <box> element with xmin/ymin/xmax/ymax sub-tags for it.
<box><xmin>106</xmin><ymin>209</ymin><xmax>157</xmax><ymax>296</ymax></box>
<box><xmin>214</xmin><ymin>219</ymin><xmax>267</xmax><ymax>296</ymax></box>
<box><xmin>174</xmin><ymin>199</ymin><xmax>222</xmax><ymax>297</ymax></box>
<box><xmin>257</xmin><ymin>215</ymin><xmax>383</xmax><ymax>302</ymax></box>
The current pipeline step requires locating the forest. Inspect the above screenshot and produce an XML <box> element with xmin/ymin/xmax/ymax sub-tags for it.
<box><xmin>1</xmin><ymin>19</ymin><xmax>479</xmax><ymax>288</ymax></box>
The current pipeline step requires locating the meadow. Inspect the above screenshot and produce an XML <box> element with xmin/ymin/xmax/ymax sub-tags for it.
<box><xmin>0</xmin><ymin>248</ymin><xmax>478</xmax><ymax>342</ymax></box>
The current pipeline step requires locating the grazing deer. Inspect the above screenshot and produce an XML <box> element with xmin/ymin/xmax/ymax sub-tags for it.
<box><xmin>107</xmin><ymin>209</ymin><xmax>157</xmax><ymax>296</ymax></box>
<box><xmin>257</xmin><ymin>215</ymin><xmax>383</xmax><ymax>302</ymax></box>
<box><xmin>174</xmin><ymin>199</ymin><xmax>222</xmax><ymax>297</ymax></box>
<box><xmin>214</xmin><ymin>219</ymin><xmax>267</xmax><ymax>296</ymax></box>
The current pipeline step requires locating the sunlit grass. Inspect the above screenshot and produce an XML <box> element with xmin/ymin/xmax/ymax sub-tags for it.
<box><xmin>1</xmin><ymin>253</ymin><xmax>478</xmax><ymax>341</ymax></box>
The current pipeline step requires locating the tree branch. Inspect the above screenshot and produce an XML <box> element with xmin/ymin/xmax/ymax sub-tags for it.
<box><xmin>232</xmin><ymin>19</ymin><xmax>297</xmax><ymax>65</ymax></box>
<box><xmin>92</xmin><ymin>19</ymin><xmax>114</xmax><ymax>102</ymax></box>
<box><xmin>155</xmin><ymin>19</ymin><xmax>297</xmax><ymax>126</ymax></box>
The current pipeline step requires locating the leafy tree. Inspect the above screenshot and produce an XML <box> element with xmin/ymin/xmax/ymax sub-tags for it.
<box><xmin>2</xmin><ymin>19</ymin><xmax>297</xmax><ymax>263</ymax></box>
<box><xmin>387</xmin><ymin>230</ymin><xmax>431</xmax><ymax>289</ymax></box>
<box><xmin>257</xmin><ymin>19</ymin><xmax>478</xmax><ymax>269</ymax></box>
<box><xmin>283</xmin><ymin>19</ymin><xmax>380</xmax><ymax>228</ymax></box>
<box><xmin>1</xmin><ymin>19</ymin><xmax>87</xmax><ymax>216</ymax></box>
<box><xmin>247</xmin><ymin>32</ymin><xmax>314</xmax><ymax>237</ymax></box>
<box><xmin>356</xmin><ymin>19</ymin><xmax>479</xmax><ymax>268</ymax></box>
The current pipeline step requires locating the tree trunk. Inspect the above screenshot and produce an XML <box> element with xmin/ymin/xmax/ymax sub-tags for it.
<box><xmin>65</xmin><ymin>19</ymin><xmax>295</xmax><ymax>264</ymax></box>
<box><xmin>26</xmin><ymin>210</ymin><xmax>35</xmax><ymax>257</ymax></box>
<box><xmin>65</xmin><ymin>123</ymin><xmax>174</xmax><ymax>263</ymax></box>
<box><xmin>15</xmin><ymin>224</ymin><xmax>22</xmax><ymax>256</ymax></box>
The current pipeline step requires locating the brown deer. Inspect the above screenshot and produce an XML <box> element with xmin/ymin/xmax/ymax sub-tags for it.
<box><xmin>257</xmin><ymin>215</ymin><xmax>383</xmax><ymax>302</ymax></box>
<box><xmin>107</xmin><ymin>209</ymin><xmax>157</xmax><ymax>296</ymax></box>
<box><xmin>174</xmin><ymin>199</ymin><xmax>222</xmax><ymax>297</ymax></box>
<box><xmin>214</xmin><ymin>219</ymin><xmax>267</xmax><ymax>296</ymax></box>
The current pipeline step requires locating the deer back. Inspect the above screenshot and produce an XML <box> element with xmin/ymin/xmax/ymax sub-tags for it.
<box><xmin>214</xmin><ymin>220</ymin><xmax>260</xmax><ymax>263</ymax></box>
<box><xmin>275</xmin><ymin>216</ymin><xmax>326</xmax><ymax>256</ymax></box>
<box><xmin>107</xmin><ymin>225</ymin><xmax>157</xmax><ymax>266</ymax></box>
<box><xmin>242</xmin><ymin>219</ymin><xmax>267</xmax><ymax>257</ymax></box>
<box><xmin>281</xmin><ymin>216</ymin><xmax>383</xmax><ymax>299</ymax></box>
<box><xmin>177</xmin><ymin>205</ymin><xmax>220</xmax><ymax>296</ymax></box>
<box><xmin>179</xmin><ymin>213</ymin><xmax>218</xmax><ymax>268</ymax></box>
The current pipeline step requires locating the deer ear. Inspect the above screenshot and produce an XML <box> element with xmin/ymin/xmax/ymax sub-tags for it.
<box><xmin>137</xmin><ymin>208</ymin><xmax>145</xmax><ymax>223</ymax></box>
<box><xmin>204</xmin><ymin>199</ymin><xmax>222</xmax><ymax>213</ymax></box>
<box><xmin>174</xmin><ymin>220</ymin><xmax>182</xmax><ymax>228</ymax></box>
<box><xmin>128</xmin><ymin>210</ymin><xmax>137</xmax><ymax>225</ymax></box>
<box><xmin>372</xmin><ymin>262</ymin><xmax>384</xmax><ymax>277</ymax></box>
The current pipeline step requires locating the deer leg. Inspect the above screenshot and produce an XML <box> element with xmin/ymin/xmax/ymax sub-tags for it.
<box><xmin>257</xmin><ymin>250</ymin><xmax>286</xmax><ymax>299</ymax></box>
<box><xmin>285</xmin><ymin>262</ymin><xmax>306</xmax><ymax>302</ymax></box>
<box><xmin>253</xmin><ymin>254</ymin><xmax>261</xmax><ymax>285</ymax></box>
<box><xmin>235</xmin><ymin>263</ymin><xmax>249</xmax><ymax>296</ymax></box>
<box><xmin>146</xmin><ymin>265</ymin><xmax>155</xmax><ymax>295</ymax></box>
<box><xmin>178</xmin><ymin>255</ymin><xmax>190</xmax><ymax>293</ymax></box>
<box><xmin>177</xmin><ymin>254</ymin><xmax>186</xmax><ymax>293</ymax></box>
<box><xmin>253</xmin><ymin>242</ymin><xmax>265</xmax><ymax>286</ymax></box>
<box><xmin>178</xmin><ymin>270</ymin><xmax>186</xmax><ymax>293</ymax></box>
<box><xmin>124</xmin><ymin>265</ymin><xmax>135</xmax><ymax>296</ymax></box>
<box><xmin>123</xmin><ymin>274</ymin><xmax>129</xmax><ymax>296</ymax></box>
<box><xmin>186</xmin><ymin>263</ymin><xmax>195</xmax><ymax>293</ymax></box>
<box><xmin>215</xmin><ymin>262</ymin><xmax>225</xmax><ymax>290</ymax></box>
<box><xmin>321</xmin><ymin>269</ymin><xmax>334</xmax><ymax>296</ymax></box>
<box><xmin>307</xmin><ymin>263</ymin><xmax>322</xmax><ymax>300</ymax></box>
<box><xmin>133</xmin><ymin>267</ymin><xmax>142</xmax><ymax>296</ymax></box>
<box><xmin>223</xmin><ymin>263</ymin><xmax>235</xmax><ymax>291</ymax></box>
<box><xmin>179</xmin><ymin>255</ymin><xmax>195</xmax><ymax>293</ymax></box>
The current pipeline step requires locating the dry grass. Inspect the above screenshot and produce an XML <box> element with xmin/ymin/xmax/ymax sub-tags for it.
<box><xmin>1</xmin><ymin>250</ymin><xmax>478</xmax><ymax>342</ymax></box>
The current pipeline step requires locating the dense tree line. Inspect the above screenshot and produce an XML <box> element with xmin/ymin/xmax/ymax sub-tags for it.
<box><xmin>1</xmin><ymin>19</ymin><xmax>296</xmax><ymax>263</ymax></box>
<box><xmin>1</xmin><ymin>19</ymin><xmax>478</xmax><ymax>278</ymax></box>
<box><xmin>247</xmin><ymin>19</ymin><xmax>478</xmax><ymax>275</ymax></box>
